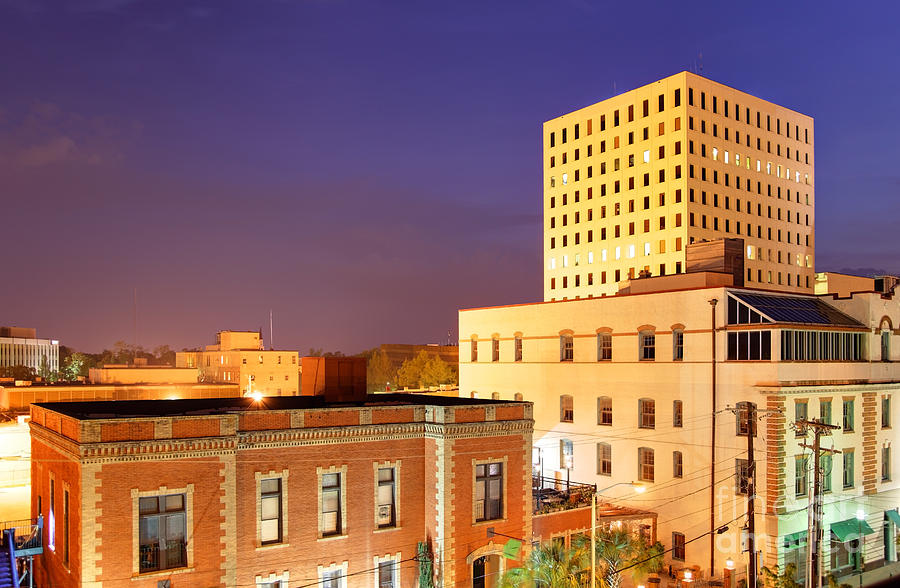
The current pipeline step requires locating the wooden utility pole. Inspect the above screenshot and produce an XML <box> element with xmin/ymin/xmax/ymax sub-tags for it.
<box><xmin>796</xmin><ymin>419</ymin><xmax>841</xmax><ymax>588</ymax></box>
<box><xmin>709</xmin><ymin>298</ymin><xmax>718</xmax><ymax>576</ymax></box>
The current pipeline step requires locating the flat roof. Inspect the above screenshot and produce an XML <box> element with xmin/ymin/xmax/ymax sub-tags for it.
<box><xmin>33</xmin><ymin>393</ymin><xmax>523</xmax><ymax>420</ymax></box>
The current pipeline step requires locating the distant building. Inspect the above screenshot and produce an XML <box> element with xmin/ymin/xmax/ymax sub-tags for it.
<box><xmin>0</xmin><ymin>382</ymin><xmax>240</xmax><ymax>413</ymax></box>
<box><xmin>29</xmin><ymin>389</ymin><xmax>536</xmax><ymax>587</ymax></box>
<box><xmin>176</xmin><ymin>330</ymin><xmax>299</xmax><ymax>396</ymax></box>
<box><xmin>88</xmin><ymin>365</ymin><xmax>198</xmax><ymax>385</ymax></box>
<box><xmin>378</xmin><ymin>343</ymin><xmax>459</xmax><ymax>368</ymax></box>
<box><xmin>0</xmin><ymin>326</ymin><xmax>59</xmax><ymax>374</ymax></box>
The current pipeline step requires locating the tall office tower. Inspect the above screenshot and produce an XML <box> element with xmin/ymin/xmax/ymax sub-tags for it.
<box><xmin>543</xmin><ymin>71</ymin><xmax>814</xmax><ymax>299</ymax></box>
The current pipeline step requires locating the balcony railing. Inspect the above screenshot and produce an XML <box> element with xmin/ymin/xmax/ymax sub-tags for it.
<box><xmin>532</xmin><ymin>475</ymin><xmax>595</xmax><ymax>514</ymax></box>
<box><xmin>139</xmin><ymin>539</ymin><xmax>187</xmax><ymax>573</ymax></box>
<box><xmin>0</xmin><ymin>516</ymin><xmax>43</xmax><ymax>557</ymax></box>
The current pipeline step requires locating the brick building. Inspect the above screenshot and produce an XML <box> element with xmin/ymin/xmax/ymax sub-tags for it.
<box><xmin>29</xmin><ymin>392</ymin><xmax>535</xmax><ymax>587</ymax></box>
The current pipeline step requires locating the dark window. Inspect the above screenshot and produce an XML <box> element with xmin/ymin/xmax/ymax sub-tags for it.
<box><xmin>475</xmin><ymin>463</ymin><xmax>503</xmax><ymax>521</ymax></box>
<box><xmin>377</xmin><ymin>468</ymin><xmax>396</xmax><ymax>528</ymax></box>
<box><xmin>673</xmin><ymin>532</ymin><xmax>686</xmax><ymax>560</ymax></box>
<box><xmin>139</xmin><ymin>494</ymin><xmax>187</xmax><ymax>573</ymax></box>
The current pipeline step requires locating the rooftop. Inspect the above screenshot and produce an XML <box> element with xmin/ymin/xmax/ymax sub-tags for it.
<box><xmin>33</xmin><ymin>393</ymin><xmax>524</xmax><ymax>420</ymax></box>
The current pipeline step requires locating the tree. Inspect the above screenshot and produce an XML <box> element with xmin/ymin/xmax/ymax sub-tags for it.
<box><xmin>0</xmin><ymin>365</ymin><xmax>36</xmax><ymax>380</ymax></box>
<box><xmin>575</xmin><ymin>525</ymin><xmax>663</xmax><ymax>588</ymax></box>
<box><xmin>421</xmin><ymin>355</ymin><xmax>454</xmax><ymax>387</ymax></box>
<box><xmin>499</xmin><ymin>540</ymin><xmax>588</xmax><ymax>588</ymax></box>
<box><xmin>397</xmin><ymin>351</ymin><xmax>456</xmax><ymax>389</ymax></box>
<box><xmin>366</xmin><ymin>349</ymin><xmax>396</xmax><ymax>392</ymax></box>
<box><xmin>61</xmin><ymin>353</ymin><xmax>88</xmax><ymax>381</ymax></box>
<box><xmin>760</xmin><ymin>563</ymin><xmax>801</xmax><ymax>588</ymax></box>
<box><xmin>152</xmin><ymin>345</ymin><xmax>176</xmax><ymax>366</ymax></box>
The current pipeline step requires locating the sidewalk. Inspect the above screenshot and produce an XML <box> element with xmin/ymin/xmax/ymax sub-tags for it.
<box><xmin>835</xmin><ymin>560</ymin><xmax>900</xmax><ymax>587</ymax></box>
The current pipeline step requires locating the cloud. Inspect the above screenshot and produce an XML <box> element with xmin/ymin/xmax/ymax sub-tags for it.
<box><xmin>0</xmin><ymin>101</ymin><xmax>141</xmax><ymax>168</ymax></box>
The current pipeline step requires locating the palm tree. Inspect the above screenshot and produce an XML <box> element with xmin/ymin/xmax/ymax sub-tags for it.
<box><xmin>575</xmin><ymin>526</ymin><xmax>664</xmax><ymax>588</ymax></box>
<box><xmin>499</xmin><ymin>540</ymin><xmax>589</xmax><ymax>588</ymax></box>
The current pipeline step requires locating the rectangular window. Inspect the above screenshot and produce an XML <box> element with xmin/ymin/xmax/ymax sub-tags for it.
<box><xmin>673</xmin><ymin>451</ymin><xmax>683</xmax><ymax>478</ymax></box>
<box><xmin>795</xmin><ymin>455</ymin><xmax>809</xmax><ymax>497</ymax></box>
<box><xmin>673</xmin><ymin>330</ymin><xmax>684</xmax><ymax>361</ymax></box>
<box><xmin>673</xmin><ymin>532</ymin><xmax>685</xmax><ymax>560</ymax></box>
<box><xmin>491</xmin><ymin>337</ymin><xmax>499</xmax><ymax>362</ymax></box>
<box><xmin>673</xmin><ymin>400</ymin><xmax>683</xmax><ymax>427</ymax></box>
<box><xmin>560</xmin><ymin>334</ymin><xmax>574</xmax><ymax>361</ymax></box>
<box><xmin>820</xmin><ymin>400</ymin><xmax>832</xmax><ymax>425</ymax></box>
<box><xmin>470</xmin><ymin>338</ymin><xmax>478</xmax><ymax>362</ymax></box>
<box><xmin>475</xmin><ymin>463</ymin><xmax>503</xmax><ymax>521</ymax></box>
<box><xmin>560</xmin><ymin>395</ymin><xmax>574</xmax><ymax>423</ymax></box>
<box><xmin>63</xmin><ymin>489</ymin><xmax>69</xmax><ymax>566</ymax></box>
<box><xmin>514</xmin><ymin>336</ymin><xmax>523</xmax><ymax>362</ymax></box>
<box><xmin>795</xmin><ymin>401</ymin><xmax>808</xmax><ymax>436</ymax></box>
<box><xmin>638</xmin><ymin>447</ymin><xmax>654</xmax><ymax>482</ymax></box>
<box><xmin>883</xmin><ymin>447</ymin><xmax>891</xmax><ymax>481</ymax></box>
<box><xmin>376</xmin><ymin>467</ymin><xmax>396</xmax><ymax>528</ymax></box>
<box><xmin>843</xmin><ymin>399</ymin><xmax>854</xmax><ymax>432</ymax></box>
<box><xmin>378</xmin><ymin>561</ymin><xmax>396</xmax><ymax>588</ymax></box>
<box><xmin>883</xmin><ymin>396</ymin><xmax>891</xmax><ymax>428</ymax></box>
<box><xmin>597</xmin><ymin>333</ymin><xmax>612</xmax><ymax>361</ymax></box>
<box><xmin>139</xmin><ymin>494</ymin><xmax>187</xmax><ymax>573</ymax></box>
<box><xmin>260</xmin><ymin>478</ymin><xmax>283</xmax><ymax>544</ymax></box>
<box><xmin>640</xmin><ymin>332</ymin><xmax>655</xmax><ymax>361</ymax></box>
<box><xmin>597</xmin><ymin>443</ymin><xmax>612</xmax><ymax>476</ymax></box>
<box><xmin>843</xmin><ymin>451</ymin><xmax>854</xmax><ymax>488</ymax></box>
<box><xmin>321</xmin><ymin>570</ymin><xmax>343</xmax><ymax>588</ymax></box>
<box><xmin>736</xmin><ymin>459</ymin><xmax>752</xmax><ymax>495</ymax></box>
<box><xmin>822</xmin><ymin>454</ymin><xmax>832</xmax><ymax>492</ymax></box>
<box><xmin>639</xmin><ymin>399</ymin><xmax>655</xmax><ymax>429</ymax></box>
<box><xmin>321</xmin><ymin>473</ymin><xmax>342</xmax><ymax>536</ymax></box>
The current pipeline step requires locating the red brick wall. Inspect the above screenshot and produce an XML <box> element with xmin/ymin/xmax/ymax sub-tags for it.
<box><xmin>495</xmin><ymin>405</ymin><xmax>525</xmax><ymax>421</ymax></box>
<box><xmin>96</xmin><ymin>457</ymin><xmax>226</xmax><ymax>588</ymax></box>
<box><xmin>454</xmin><ymin>407</ymin><xmax>486</xmax><ymax>423</ymax></box>
<box><xmin>171</xmin><ymin>417</ymin><xmax>219</xmax><ymax>438</ymax></box>
<box><xmin>100</xmin><ymin>422</ymin><xmax>154</xmax><ymax>442</ymax></box>
<box><xmin>234</xmin><ymin>438</ymin><xmax>428</xmax><ymax>588</ymax></box>
<box><xmin>371</xmin><ymin>407</ymin><xmax>416</xmax><ymax>424</ymax></box>
<box><xmin>303</xmin><ymin>410</ymin><xmax>359</xmax><ymax>427</ymax></box>
<box><xmin>32</xmin><ymin>437</ymin><xmax>82</xmax><ymax>588</ymax></box>
<box><xmin>533</xmin><ymin>507</ymin><xmax>591</xmax><ymax>541</ymax></box>
<box><xmin>239</xmin><ymin>411</ymin><xmax>291</xmax><ymax>431</ymax></box>
<box><xmin>60</xmin><ymin>416</ymin><xmax>80</xmax><ymax>441</ymax></box>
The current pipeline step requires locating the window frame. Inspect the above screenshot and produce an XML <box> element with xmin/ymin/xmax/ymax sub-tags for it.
<box><xmin>597</xmin><ymin>396</ymin><xmax>612</xmax><ymax>426</ymax></box>
<box><xmin>560</xmin><ymin>333</ymin><xmax>574</xmax><ymax>362</ymax></box>
<box><xmin>374</xmin><ymin>462</ymin><xmax>399</xmax><ymax>530</ymax></box>
<box><xmin>560</xmin><ymin>394</ymin><xmax>574</xmax><ymax>423</ymax></box>
<box><xmin>318</xmin><ymin>466</ymin><xmax>347</xmax><ymax>538</ymax></box>
<box><xmin>638</xmin><ymin>447</ymin><xmax>655</xmax><ymax>482</ymax></box>
<box><xmin>639</xmin><ymin>330</ymin><xmax>656</xmax><ymax>361</ymax></box>
<box><xmin>673</xmin><ymin>451</ymin><xmax>683</xmax><ymax>478</ymax></box>
<box><xmin>672</xmin><ymin>329</ymin><xmax>684</xmax><ymax>361</ymax></box>
<box><xmin>638</xmin><ymin>398</ymin><xmax>655</xmax><ymax>429</ymax></box>
<box><xmin>474</xmin><ymin>460</ymin><xmax>505</xmax><ymax>523</ymax></box>
<box><xmin>672</xmin><ymin>532</ymin><xmax>686</xmax><ymax>561</ymax></box>
<box><xmin>258</xmin><ymin>472</ymin><xmax>288</xmax><ymax>546</ymax></box>
<box><xmin>597</xmin><ymin>442</ymin><xmax>612</xmax><ymax>476</ymax></box>
<box><xmin>137</xmin><ymin>492</ymin><xmax>189</xmax><ymax>574</ymax></box>
<box><xmin>673</xmin><ymin>400</ymin><xmax>683</xmax><ymax>428</ymax></box>
<box><xmin>597</xmin><ymin>332</ymin><xmax>613</xmax><ymax>361</ymax></box>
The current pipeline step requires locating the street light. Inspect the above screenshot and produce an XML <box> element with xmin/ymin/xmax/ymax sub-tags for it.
<box><xmin>591</xmin><ymin>482</ymin><xmax>646</xmax><ymax>588</ymax></box>
<box><xmin>856</xmin><ymin>509</ymin><xmax>865</xmax><ymax>588</ymax></box>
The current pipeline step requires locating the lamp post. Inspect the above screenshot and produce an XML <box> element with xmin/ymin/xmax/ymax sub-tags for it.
<box><xmin>591</xmin><ymin>482</ymin><xmax>646</xmax><ymax>588</ymax></box>
<box><xmin>855</xmin><ymin>509</ymin><xmax>865</xmax><ymax>588</ymax></box>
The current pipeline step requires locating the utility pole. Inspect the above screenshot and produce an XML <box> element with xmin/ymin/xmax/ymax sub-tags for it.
<box><xmin>709</xmin><ymin>298</ymin><xmax>718</xmax><ymax>577</ymax></box>
<box><xmin>795</xmin><ymin>419</ymin><xmax>841</xmax><ymax>588</ymax></box>
<box><xmin>745</xmin><ymin>402</ymin><xmax>758</xmax><ymax>588</ymax></box>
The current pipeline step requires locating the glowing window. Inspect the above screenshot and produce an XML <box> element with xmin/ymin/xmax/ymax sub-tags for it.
<box><xmin>766</xmin><ymin>162</ymin><xmax>772</xmax><ymax>175</ymax></box>
<box><xmin>747</xmin><ymin>246</ymin><xmax>754</xmax><ymax>259</ymax></box>
<box><xmin>628</xmin><ymin>245</ymin><xmax>635</xmax><ymax>258</ymax></box>
<box><xmin>644</xmin><ymin>242</ymin><xmax>651</xmax><ymax>256</ymax></box>
<box><xmin>643</xmin><ymin>150</ymin><xmax>650</xmax><ymax>163</ymax></box>
<box><xmin>601</xmin><ymin>249</ymin><xmax>607</xmax><ymax>262</ymax></box>
<box><xmin>615</xmin><ymin>247</ymin><xmax>621</xmax><ymax>260</ymax></box>
<box><xmin>588</xmin><ymin>251</ymin><xmax>594</xmax><ymax>264</ymax></box>
<box><xmin>549</xmin><ymin>258</ymin><xmax>556</xmax><ymax>270</ymax></box>
<box><xmin>562</xmin><ymin>173</ymin><xmax>568</xmax><ymax>185</ymax></box>
<box><xmin>724</xmin><ymin>151</ymin><xmax>730</xmax><ymax>164</ymax></box>
<box><xmin>562</xmin><ymin>255</ymin><xmax>568</xmax><ymax>268</ymax></box>
<box><xmin>712</xmin><ymin>147</ymin><xmax>718</xmax><ymax>161</ymax></box>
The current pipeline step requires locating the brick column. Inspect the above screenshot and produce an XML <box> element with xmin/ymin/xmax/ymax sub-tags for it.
<box><xmin>861</xmin><ymin>391</ymin><xmax>878</xmax><ymax>495</ymax></box>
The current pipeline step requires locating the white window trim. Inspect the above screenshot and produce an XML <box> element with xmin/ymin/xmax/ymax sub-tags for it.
<box><xmin>317</xmin><ymin>465</ymin><xmax>348</xmax><ymax>539</ymax></box>
<box><xmin>255</xmin><ymin>570</ymin><xmax>290</xmax><ymax>587</ymax></box>
<box><xmin>472</xmin><ymin>456</ymin><xmax>509</xmax><ymax>525</ymax></box>
<box><xmin>318</xmin><ymin>561</ymin><xmax>349</xmax><ymax>588</ymax></box>
<box><xmin>373</xmin><ymin>460</ymin><xmax>401</xmax><ymax>531</ymax></box>
<box><xmin>372</xmin><ymin>552</ymin><xmax>402</xmax><ymax>588</ymax></box>
<box><xmin>131</xmin><ymin>484</ymin><xmax>195</xmax><ymax>576</ymax></box>
<box><xmin>256</xmin><ymin>469</ymin><xmax>289</xmax><ymax>549</ymax></box>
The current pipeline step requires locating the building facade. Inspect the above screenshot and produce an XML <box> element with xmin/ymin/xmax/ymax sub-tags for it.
<box><xmin>543</xmin><ymin>71</ymin><xmax>815</xmax><ymax>299</ymax></box>
<box><xmin>176</xmin><ymin>330</ymin><xmax>300</xmax><ymax>396</ymax></box>
<box><xmin>29</xmin><ymin>393</ymin><xmax>534</xmax><ymax>587</ymax></box>
<box><xmin>459</xmin><ymin>277</ymin><xmax>900</xmax><ymax>585</ymax></box>
<box><xmin>0</xmin><ymin>326</ymin><xmax>59</xmax><ymax>374</ymax></box>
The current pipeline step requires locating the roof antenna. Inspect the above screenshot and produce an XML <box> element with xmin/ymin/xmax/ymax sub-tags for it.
<box><xmin>269</xmin><ymin>309</ymin><xmax>274</xmax><ymax>350</ymax></box>
<box><xmin>698</xmin><ymin>50</ymin><xmax>704</xmax><ymax>76</ymax></box>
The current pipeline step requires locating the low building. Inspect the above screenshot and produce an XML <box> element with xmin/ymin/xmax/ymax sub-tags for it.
<box><xmin>0</xmin><ymin>382</ymin><xmax>240</xmax><ymax>414</ymax></box>
<box><xmin>459</xmin><ymin>259</ymin><xmax>900</xmax><ymax>586</ymax></box>
<box><xmin>176</xmin><ymin>330</ymin><xmax>299</xmax><ymax>396</ymax></box>
<box><xmin>88</xmin><ymin>365</ymin><xmax>198</xmax><ymax>385</ymax></box>
<box><xmin>0</xmin><ymin>326</ymin><xmax>59</xmax><ymax>374</ymax></box>
<box><xmin>29</xmin><ymin>389</ymin><xmax>536</xmax><ymax>588</ymax></box>
<box><xmin>379</xmin><ymin>343</ymin><xmax>459</xmax><ymax>368</ymax></box>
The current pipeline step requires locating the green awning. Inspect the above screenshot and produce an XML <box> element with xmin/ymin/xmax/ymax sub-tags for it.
<box><xmin>831</xmin><ymin>518</ymin><xmax>875</xmax><ymax>542</ymax></box>
<box><xmin>783</xmin><ymin>530</ymin><xmax>807</xmax><ymax>547</ymax></box>
<box><xmin>886</xmin><ymin>510</ymin><xmax>900</xmax><ymax>527</ymax></box>
<box><xmin>503</xmin><ymin>539</ymin><xmax>522</xmax><ymax>560</ymax></box>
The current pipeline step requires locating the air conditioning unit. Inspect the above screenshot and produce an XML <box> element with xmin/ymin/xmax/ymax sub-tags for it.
<box><xmin>474</xmin><ymin>500</ymin><xmax>484</xmax><ymax>520</ymax></box>
<box><xmin>377</xmin><ymin>505</ymin><xmax>393</xmax><ymax>525</ymax></box>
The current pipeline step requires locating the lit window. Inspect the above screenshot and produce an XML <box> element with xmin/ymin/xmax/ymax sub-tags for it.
<box><xmin>560</xmin><ymin>439</ymin><xmax>574</xmax><ymax>469</ymax></box>
<box><xmin>724</xmin><ymin>150</ymin><xmax>729</xmax><ymax>164</ymax></box>
<box><xmin>549</xmin><ymin>257</ymin><xmax>556</xmax><ymax>270</ymax></box>
<box><xmin>562</xmin><ymin>173</ymin><xmax>568</xmax><ymax>185</ymax></box>
<box><xmin>260</xmin><ymin>478</ymin><xmax>283</xmax><ymax>544</ymax></box>
<box><xmin>601</xmin><ymin>249</ymin><xmax>608</xmax><ymax>262</ymax></box>
<box><xmin>615</xmin><ymin>247</ymin><xmax>621</xmax><ymax>260</ymax></box>
<box><xmin>562</xmin><ymin>255</ymin><xmax>568</xmax><ymax>268</ymax></box>
<box><xmin>628</xmin><ymin>245</ymin><xmax>635</xmax><ymax>258</ymax></box>
<box><xmin>588</xmin><ymin>251</ymin><xmax>594</xmax><ymax>264</ymax></box>
<box><xmin>574</xmin><ymin>253</ymin><xmax>580</xmax><ymax>266</ymax></box>
<box><xmin>735</xmin><ymin>153</ymin><xmax>740</xmax><ymax>166</ymax></box>
<box><xmin>643</xmin><ymin>150</ymin><xmax>650</xmax><ymax>163</ymax></box>
<box><xmin>376</xmin><ymin>467</ymin><xmax>396</xmax><ymax>528</ymax></box>
<box><xmin>757</xmin><ymin>160</ymin><xmax>761</xmax><ymax>172</ymax></box>
<box><xmin>712</xmin><ymin>147</ymin><xmax>718</xmax><ymax>161</ymax></box>
<box><xmin>766</xmin><ymin>162</ymin><xmax>772</xmax><ymax>175</ymax></box>
<box><xmin>644</xmin><ymin>242</ymin><xmax>651</xmax><ymax>256</ymax></box>
<box><xmin>747</xmin><ymin>246</ymin><xmax>754</xmax><ymax>259</ymax></box>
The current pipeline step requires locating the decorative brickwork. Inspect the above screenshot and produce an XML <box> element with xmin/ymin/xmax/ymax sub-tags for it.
<box><xmin>862</xmin><ymin>391</ymin><xmax>878</xmax><ymax>494</ymax></box>
<box><xmin>765</xmin><ymin>395</ymin><xmax>786</xmax><ymax>515</ymax></box>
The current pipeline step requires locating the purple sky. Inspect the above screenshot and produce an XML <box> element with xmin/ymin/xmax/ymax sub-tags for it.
<box><xmin>2</xmin><ymin>1</ymin><xmax>898</xmax><ymax>354</ymax></box>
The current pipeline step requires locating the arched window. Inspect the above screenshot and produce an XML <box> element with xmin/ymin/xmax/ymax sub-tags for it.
<box><xmin>514</xmin><ymin>334</ymin><xmax>523</xmax><ymax>362</ymax></box>
<box><xmin>673</xmin><ymin>329</ymin><xmax>684</xmax><ymax>361</ymax></box>
<box><xmin>491</xmin><ymin>336</ymin><xmax>500</xmax><ymax>362</ymax></box>
<box><xmin>560</xmin><ymin>395</ymin><xmax>574</xmax><ymax>423</ymax></box>
<box><xmin>881</xmin><ymin>318</ymin><xmax>892</xmax><ymax>362</ymax></box>
<box><xmin>638</xmin><ymin>447</ymin><xmax>654</xmax><ymax>482</ymax></box>
<box><xmin>597</xmin><ymin>396</ymin><xmax>612</xmax><ymax>426</ymax></box>
<box><xmin>560</xmin><ymin>332</ymin><xmax>574</xmax><ymax>361</ymax></box>
<box><xmin>597</xmin><ymin>443</ymin><xmax>612</xmax><ymax>476</ymax></box>
<box><xmin>673</xmin><ymin>451</ymin><xmax>683</xmax><ymax>478</ymax></box>
<box><xmin>639</xmin><ymin>330</ymin><xmax>656</xmax><ymax>361</ymax></box>
<box><xmin>673</xmin><ymin>400</ymin><xmax>683</xmax><ymax>427</ymax></box>
<box><xmin>597</xmin><ymin>331</ymin><xmax>612</xmax><ymax>361</ymax></box>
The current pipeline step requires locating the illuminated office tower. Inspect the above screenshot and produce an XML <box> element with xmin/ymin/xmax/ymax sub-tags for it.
<box><xmin>543</xmin><ymin>71</ymin><xmax>814</xmax><ymax>299</ymax></box>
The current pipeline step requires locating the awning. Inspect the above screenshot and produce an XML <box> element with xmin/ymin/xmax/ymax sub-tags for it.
<box><xmin>831</xmin><ymin>518</ymin><xmax>875</xmax><ymax>542</ymax></box>
<box><xmin>886</xmin><ymin>510</ymin><xmax>900</xmax><ymax>527</ymax></box>
<box><xmin>783</xmin><ymin>530</ymin><xmax>807</xmax><ymax>547</ymax></box>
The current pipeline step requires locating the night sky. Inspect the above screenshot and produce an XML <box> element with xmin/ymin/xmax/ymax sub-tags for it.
<box><xmin>2</xmin><ymin>1</ymin><xmax>898</xmax><ymax>354</ymax></box>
